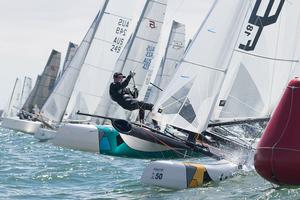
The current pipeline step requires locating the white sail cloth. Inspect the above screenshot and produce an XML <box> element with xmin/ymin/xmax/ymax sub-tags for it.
<box><xmin>154</xmin><ymin>0</ymin><xmax>252</xmax><ymax>133</ymax></box>
<box><xmin>40</xmin><ymin>0</ymin><xmax>145</xmax><ymax>123</ymax></box>
<box><xmin>212</xmin><ymin>0</ymin><xmax>300</xmax><ymax>121</ymax></box>
<box><xmin>145</xmin><ymin>20</ymin><xmax>186</xmax><ymax>104</ymax></box>
<box><xmin>95</xmin><ymin>0</ymin><xmax>168</xmax><ymax>121</ymax></box>
<box><xmin>65</xmin><ymin>0</ymin><xmax>146</xmax><ymax>120</ymax></box>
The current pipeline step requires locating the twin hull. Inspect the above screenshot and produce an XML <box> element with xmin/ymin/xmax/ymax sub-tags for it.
<box><xmin>51</xmin><ymin>123</ymin><xmax>201</xmax><ymax>159</ymax></box>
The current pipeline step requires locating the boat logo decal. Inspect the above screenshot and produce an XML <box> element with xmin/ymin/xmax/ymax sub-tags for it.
<box><xmin>149</xmin><ymin>20</ymin><xmax>156</xmax><ymax>29</ymax></box>
<box><xmin>239</xmin><ymin>0</ymin><xmax>285</xmax><ymax>51</ymax></box>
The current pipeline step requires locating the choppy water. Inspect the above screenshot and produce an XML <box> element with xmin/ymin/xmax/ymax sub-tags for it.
<box><xmin>1</xmin><ymin>127</ymin><xmax>300</xmax><ymax>200</ymax></box>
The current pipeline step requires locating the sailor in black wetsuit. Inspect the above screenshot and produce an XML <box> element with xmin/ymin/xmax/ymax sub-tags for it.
<box><xmin>109</xmin><ymin>71</ymin><xmax>153</xmax><ymax>122</ymax></box>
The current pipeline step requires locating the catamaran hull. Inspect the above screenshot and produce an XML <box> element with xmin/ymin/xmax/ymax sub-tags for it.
<box><xmin>141</xmin><ymin>160</ymin><xmax>239</xmax><ymax>189</ymax></box>
<box><xmin>49</xmin><ymin>123</ymin><xmax>201</xmax><ymax>159</ymax></box>
<box><xmin>51</xmin><ymin>124</ymin><xmax>100</xmax><ymax>152</ymax></box>
<box><xmin>34</xmin><ymin>127</ymin><xmax>57</xmax><ymax>142</ymax></box>
<box><xmin>1</xmin><ymin>117</ymin><xmax>42</xmax><ymax>135</ymax></box>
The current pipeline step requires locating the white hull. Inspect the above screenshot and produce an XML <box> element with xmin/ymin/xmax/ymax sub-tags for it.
<box><xmin>141</xmin><ymin>160</ymin><xmax>239</xmax><ymax>189</ymax></box>
<box><xmin>34</xmin><ymin>127</ymin><xmax>57</xmax><ymax>141</ymax></box>
<box><xmin>1</xmin><ymin>117</ymin><xmax>42</xmax><ymax>135</ymax></box>
<box><xmin>51</xmin><ymin>123</ymin><xmax>99</xmax><ymax>152</ymax></box>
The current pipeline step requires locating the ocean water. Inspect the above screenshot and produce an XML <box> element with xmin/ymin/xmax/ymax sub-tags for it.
<box><xmin>1</xmin><ymin>127</ymin><xmax>300</xmax><ymax>200</ymax></box>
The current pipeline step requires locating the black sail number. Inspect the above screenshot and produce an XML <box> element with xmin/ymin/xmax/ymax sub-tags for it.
<box><xmin>239</xmin><ymin>0</ymin><xmax>285</xmax><ymax>51</ymax></box>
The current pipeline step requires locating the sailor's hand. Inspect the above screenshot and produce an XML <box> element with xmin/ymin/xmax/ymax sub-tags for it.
<box><xmin>129</xmin><ymin>70</ymin><xmax>136</xmax><ymax>77</ymax></box>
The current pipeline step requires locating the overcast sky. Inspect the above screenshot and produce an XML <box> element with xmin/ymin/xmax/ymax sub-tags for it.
<box><xmin>0</xmin><ymin>0</ymin><xmax>213</xmax><ymax>110</ymax></box>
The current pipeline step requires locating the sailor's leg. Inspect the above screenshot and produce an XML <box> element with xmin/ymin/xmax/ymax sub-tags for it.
<box><xmin>137</xmin><ymin>101</ymin><xmax>154</xmax><ymax>111</ymax></box>
<box><xmin>138</xmin><ymin>109</ymin><xmax>145</xmax><ymax>124</ymax></box>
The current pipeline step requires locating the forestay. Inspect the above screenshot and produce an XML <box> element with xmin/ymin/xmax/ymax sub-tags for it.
<box><xmin>65</xmin><ymin>0</ymin><xmax>146</xmax><ymax>120</ymax></box>
<box><xmin>145</xmin><ymin>20</ymin><xmax>186</xmax><ymax>104</ymax></box>
<box><xmin>154</xmin><ymin>0</ymin><xmax>251</xmax><ymax>133</ymax></box>
<box><xmin>95</xmin><ymin>0</ymin><xmax>167</xmax><ymax>120</ymax></box>
<box><xmin>212</xmin><ymin>0</ymin><xmax>300</xmax><ymax>121</ymax></box>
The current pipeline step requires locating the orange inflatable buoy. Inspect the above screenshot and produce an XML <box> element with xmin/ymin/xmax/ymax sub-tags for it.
<box><xmin>254</xmin><ymin>78</ymin><xmax>300</xmax><ymax>185</ymax></box>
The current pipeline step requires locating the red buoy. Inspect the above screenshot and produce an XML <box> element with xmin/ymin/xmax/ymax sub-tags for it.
<box><xmin>254</xmin><ymin>78</ymin><xmax>300</xmax><ymax>185</ymax></box>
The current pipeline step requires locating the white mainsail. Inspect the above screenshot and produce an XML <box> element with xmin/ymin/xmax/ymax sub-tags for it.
<box><xmin>19</xmin><ymin>76</ymin><xmax>32</xmax><ymax>109</ymax></box>
<box><xmin>145</xmin><ymin>20</ymin><xmax>186</xmax><ymax>104</ymax></box>
<box><xmin>56</xmin><ymin>42</ymin><xmax>78</xmax><ymax>83</ymax></box>
<box><xmin>212</xmin><ymin>0</ymin><xmax>300</xmax><ymax>122</ymax></box>
<box><xmin>154</xmin><ymin>0</ymin><xmax>252</xmax><ymax>133</ymax></box>
<box><xmin>40</xmin><ymin>10</ymin><xmax>103</xmax><ymax>123</ymax></box>
<box><xmin>61</xmin><ymin>42</ymin><xmax>78</xmax><ymax>74</ymax></box>
<box><xmin>3</xmin><ymin>78</ymin><xmax>21</xmax><ymax>117</ymax></box>
<box><xmin>96</xmin><ymin>0</ymin><xmax>168</xmax><ymax>120</ymax></box>
<box><xmin>65</xmin><ymin>0</ymin><xmax>146</xmax><ymax>120</ymax></box>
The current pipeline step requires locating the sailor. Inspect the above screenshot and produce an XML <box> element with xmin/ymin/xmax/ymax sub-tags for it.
<box><xmin>109</xmin><ymin>71</ymin><xmax>153</xmax><ymax>122</ymax></box>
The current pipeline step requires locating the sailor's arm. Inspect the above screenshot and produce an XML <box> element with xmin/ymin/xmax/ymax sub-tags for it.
<box><xmin>120</xmin><ymin>75</ymin><xmax>132</xmax><ymax>89</ymax></box>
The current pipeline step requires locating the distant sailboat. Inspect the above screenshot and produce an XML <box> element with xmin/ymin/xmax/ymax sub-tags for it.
<box><xmin>22</xmin><ymin>49</ymin><xmax>61</xmax><ymax>113</ymax></box>
<box><xmin>2</xmin><ymin>76</ymin><xmax>32</xmax><ymax>118</ymax></box>
<box><xmin>1</xmin><ymin>50</ymin><xmax>61</xmax><ymax>134</ymax></box>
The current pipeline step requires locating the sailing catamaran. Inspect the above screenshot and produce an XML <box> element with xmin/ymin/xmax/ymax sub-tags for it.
<box><xmin>1</xmin><ymin>50</ymin><xmax>61</xmax><ymax>134</ymax></box>
<box><xmin>50</xmin><ymin>0</ymin><xmax>196</xmax><ymax>159</ymax></box>
<box><xmin>142</xmin><ymin>0</ymin><xmax>300</xmax><ymax>189</ymax></box>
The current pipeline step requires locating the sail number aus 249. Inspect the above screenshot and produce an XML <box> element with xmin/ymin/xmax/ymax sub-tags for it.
<box><xmin>111</xmin><ymin>18</ymin><xmax>130</xmax><ymax>53</ymax></box>
<box><xmin>239</xmin><ymin>0</ymin><xmax>285</xmax><ymax>51</ymax></box>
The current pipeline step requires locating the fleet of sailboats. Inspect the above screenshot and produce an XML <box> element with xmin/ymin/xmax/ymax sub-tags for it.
<box><xmin>1</xmin><ymin>0</ymin><xmax>300</xmax><ymax>190</ymax></box>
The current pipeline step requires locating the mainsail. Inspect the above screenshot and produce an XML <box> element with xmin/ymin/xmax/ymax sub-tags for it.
<box><xmin>62</xmin><ymin>42</ymin><xmax>78</xmax><ymax>74</ymax></box>
<box><xmin>64</xmin><ymin>0</ymin><xmax>146</xmax><ymax>120</ymax></box>
<box><xmin>22</xmin><ymin>50</ymin><xmax>60</xmax><ymax>113</ymax></box>
<box><xmin>3</xmin><ymin>78</ymin><xmax>21</xmax><ymax>117</ymax></box>
<box><xmin>19</xmin><ymin>76</ymin><xmax>32</xmax><ymax>109</ymax></box>
<box><xmin>212</xmin><ymin>0</ymin><xmax>300</xmax><ymax>122</ymax></box>
<box><xmin>154</xmin><ymin>0</ymin><xmax>251</xmax><ymax>133</ymax></box>
<box><xmin>96</xmin><ymin>0</ymin><xmax>168</xmax><ymax>120</ymax></box>
<box><xmin>145</xmin><ymin>20</ymin><xmax>186</xmax><ymax>104</ymax></box>
<box><xmin>40</xmin><ymin>10</ymin><xmax>103</xmax><ymax>123</ymax></box>
<box><xmin>56</xmin><ymin>42</ymin><xmax>78</xmax><ymax>82</ymax></box>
